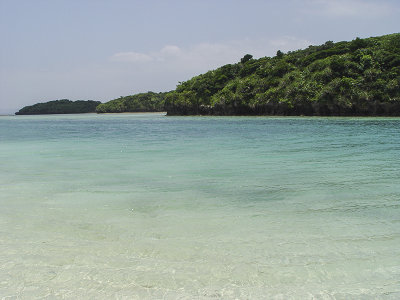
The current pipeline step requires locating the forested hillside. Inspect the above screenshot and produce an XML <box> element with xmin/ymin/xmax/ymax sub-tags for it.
<box><xmin>164</xmin><ymin>33</ymin><xmax>400</xmax><ymax>116</ymax></box>
<box><xmin>15</xmin><ymin>100</ymin><xmax>101</xmax><ymax>115</ymax></box>
<box><xmin>95</xmin><ymin>92</ymin><xmax>167</xmax><ymax>113</ymax></box>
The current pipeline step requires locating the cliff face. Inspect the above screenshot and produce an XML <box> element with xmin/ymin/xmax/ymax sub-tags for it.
<box><xmin>166</xmin><ymin>102</ymin><xmax>400</xmax><ymax>117</ymax></box>
<box><xmin>164</xmin><ymin>33</ymin><xmax>400</xmax><ymax>116</ymax></box>
<box><xmin>15</xmin><ymin>100</ymin><xmax>101</xmax><ymax>115</ymax></box>
<box><xmin>165</xmin><ymin>98</ymin><xmax>400</xmax><ymax>118</ymax></box>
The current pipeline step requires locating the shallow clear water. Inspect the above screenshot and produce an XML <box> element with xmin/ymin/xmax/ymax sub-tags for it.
<box><xmin>0</xmin><ymin>113</ymin><xmax>399</xmax><ymax>299</ymax></box>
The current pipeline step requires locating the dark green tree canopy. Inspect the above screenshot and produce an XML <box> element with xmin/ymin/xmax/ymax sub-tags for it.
<box><xmin>16</xmin><ymin>100</ymin><xmax>101</xmax><ymax>115</ymax></box>
<box><xmin>276</xmin><ymin>50</ymin><xmax>284</xmax><ymax>58</ymax></box>
<box><xmin>163</xmin><ymin>33</ymin><xmax>400</xmax><ymax>116</ymax></box>
<box><xmin>241</xmin><ymin>54</ymin><xmax>253</xmax><ymax>64</ymax></box>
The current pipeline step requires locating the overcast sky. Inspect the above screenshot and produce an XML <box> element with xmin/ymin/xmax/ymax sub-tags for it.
<box><xmin>1</xmin><ymin>0</ymin><xmax>399</xmax><ymax>114</ymax></box>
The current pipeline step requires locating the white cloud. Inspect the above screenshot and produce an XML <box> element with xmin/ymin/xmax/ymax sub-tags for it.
<box><xmin>159</xmin><ymin>45</ymin><xmax>182</xmax><ymax>57</ymax></box>
<box><xmin>109</xmin><ymin>36</ymin><xmax>311</xmax><ymax>71</ymax></box>
<box><xmin>110</xmin><ymin>51</ymin><xmax>153</xmax><ymax>63</ymax></box>
<box><xmin>304</xmin><ymin>0</ymin><xmax>393</xmax><ymax>18</ymax></box>
<box><xmin>111</xmin><ymin>45</ymin><xmax>183</xmax><ymax>63</ymax></box>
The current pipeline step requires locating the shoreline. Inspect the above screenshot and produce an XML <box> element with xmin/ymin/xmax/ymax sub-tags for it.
<box><xmin>4</xmin><ymin>112</ymin><xmax>400</xmax><ymax>118</ymax></box>
<box><xmin>11</xmin><ymin>111</ymin><xmax>167</xmax><ymax>116</ymax></box>
<box><xmin>99</xmin><ymin>111</ymin><xmax>166</xmax><ymax>115</ymax></box>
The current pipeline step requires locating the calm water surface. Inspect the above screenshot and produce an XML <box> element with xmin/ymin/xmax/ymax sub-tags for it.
<box><xmin>0</xmin><ymin>113</ymin><xmax>399</xmax><ymax>299</ymax></box>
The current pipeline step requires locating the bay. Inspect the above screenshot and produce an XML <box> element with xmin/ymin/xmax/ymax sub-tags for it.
<box><xmin>0</xmin><ymin>113</ymin><xmax>399</xmax><ymax>299</ymax></box>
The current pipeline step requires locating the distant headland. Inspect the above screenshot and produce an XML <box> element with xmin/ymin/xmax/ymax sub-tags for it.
<box><xmin>16</xmin><ymin>33</ymin><xmax>400</xmax><ymax>116</ymax></box>
<box><xmin>15</xmin><ymin>99</ymin><xmax>101</xmax><ymax>115</ymax></box>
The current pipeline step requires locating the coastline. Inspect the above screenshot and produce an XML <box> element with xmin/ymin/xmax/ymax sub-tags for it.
<box><xmin>99</xmin><ymin>111</ymin><xmax>167</xmax><ymax>115</ymax></box>
<box><xmin>5</xmin><ymin>112</ymin><xmax>400</xmax><ymax>118</ymax></box>
<box><xmin>11</xmin><ymin>111</ymin><xmax>167</xmax><ymax>116</ymax></box>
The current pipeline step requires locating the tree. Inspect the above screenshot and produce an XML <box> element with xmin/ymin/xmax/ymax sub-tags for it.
<box><xmin>241</xmin><ymin>54</ymin><xmax>253</xmax><ymax>64</ymax></box>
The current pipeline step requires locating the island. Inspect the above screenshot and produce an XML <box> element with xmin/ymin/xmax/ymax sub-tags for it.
<box><xmin>162</xmin><ymin>33</ymin><xmax>400</xmax><ymax>116</ymax></box>
<box><xmin>15</xmin><ymin>100</ymin><xmax>101</xmax><ymax>115</ymax></box>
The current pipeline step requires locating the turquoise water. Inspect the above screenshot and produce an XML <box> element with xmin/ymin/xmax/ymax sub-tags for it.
<box><xmin>0</xmin><ymin>113</ymin><xmax>399</xmax><ymax>299</ymax></box>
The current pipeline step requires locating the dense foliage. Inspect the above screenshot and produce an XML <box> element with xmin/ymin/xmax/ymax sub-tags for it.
<box><xmin>15</xmin><ymin>100</ymin><xmax>101</xmax><ymax>115</ymax></box>
<box><xmin>165</xmin><ymin>33</ymin><xmax>400</xmax><ymax>116</ymax></box>
<box><xmin>96</xmin><ymin>92</ymin><xmax>167</xmax><ymax>113</ymax></box>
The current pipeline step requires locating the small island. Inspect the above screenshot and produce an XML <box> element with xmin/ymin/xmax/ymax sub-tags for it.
<box><xmin>15</xmin><ymin>99</ymin><xmax>101</xmax><ymax>115</ymax></box>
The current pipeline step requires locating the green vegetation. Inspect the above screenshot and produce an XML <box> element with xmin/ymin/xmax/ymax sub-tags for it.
<box><xmin>164</xmin><ymin>33</ymin><xmax>400</xmax><ymax>116</ymax></box>
<box><xmin>96</xmin><ymin>92</ymin><xmax>167</xmax><ymax>113</ymax></box>
<box><xmin>18</xmin><ymin>34</ymin><xmax>400</xmax><ymax>116</ymax></box>
<box><xmin>15</xmin><ymin>100</ymin><xmax>101</xmax><ymax>115</ymax></box>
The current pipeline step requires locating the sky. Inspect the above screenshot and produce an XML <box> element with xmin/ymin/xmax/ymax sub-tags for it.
<box><xmin>1</xmin><ymin>0</ymin><xmax>399</xmax><ymax>114</ymax></box>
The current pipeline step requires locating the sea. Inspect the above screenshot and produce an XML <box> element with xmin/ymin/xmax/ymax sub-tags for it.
<box><xmin>0</xmin><ymin>113</ymin><xmax>399</xmax><ymax>299</ymax></box>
